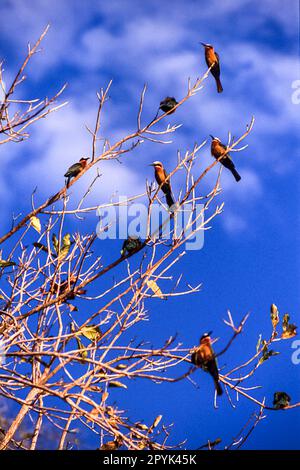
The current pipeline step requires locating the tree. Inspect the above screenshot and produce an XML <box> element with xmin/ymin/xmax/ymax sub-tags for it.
<box><xmin>0</xmin><ymin>27</ymin><xmax>297</xmax><ymax>450</ymax></box>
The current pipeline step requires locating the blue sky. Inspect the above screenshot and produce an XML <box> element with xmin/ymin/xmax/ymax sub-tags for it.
<box><xmin>0</xmin><ymin>0</ymin><xmax>299</xmax><ymax>449</ymax></box>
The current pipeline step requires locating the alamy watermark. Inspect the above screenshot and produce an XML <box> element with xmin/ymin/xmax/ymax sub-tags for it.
<box><xmin>291</xmin><ymin>340</ymin><xmax>300</xmax><ymax>364</ymax></box>
<box><xmin>96</xmin><ymin>197</ymin><xmax>205</xmax><ymax>251</ymax></box>
<box><xmin>0</xmin><ymin>337</ymin><xmax>5</xmax><ymax>366</ymax></box>
<box><xmin>291</xmin><ymin>79</ymin><xmax>300</xmax><ymax>104</ymax></box>
<box><xmin>0</xmin><ymin>79</ymin><xmax>5</xmax><ymax>105</ymax></box>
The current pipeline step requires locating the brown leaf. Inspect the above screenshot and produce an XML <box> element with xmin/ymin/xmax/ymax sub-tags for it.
<box><xmin>281</xmin><ymin>313</ymin><xmax>297</xmax><ymax>339</ymax></box>
<box><xmin>270</xmin><ymin>303</ymin><xmax>279</xmax><ymax>330</ymax></box>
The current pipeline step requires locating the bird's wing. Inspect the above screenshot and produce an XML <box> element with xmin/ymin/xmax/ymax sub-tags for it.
<box><xmin>163</xmin><ymin>169</ymin><xmax>172</xmax><ymax>189</ymax></box>
<box><xmin>221</xmin><ymin>143</ymin><xmax>233</xmax><ymax>161</ymax></box>
<box><xmin>64</xmin><ymin>163</ymin><xmax>80</xmax><ymax>176</ymax></box>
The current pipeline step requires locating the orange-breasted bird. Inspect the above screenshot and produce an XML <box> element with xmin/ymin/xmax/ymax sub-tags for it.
<box><xmin>200</xmin><ymin>43</ymin><xmax>223</xmax><ymax>93</ymax></box>
<box><xmin>64</xmin><ymin>157</ymin><xmax>90</xmax><ymax>187</ymax></box>
<box><xmin>159</xmin><ymin>97</ymin><xmax>178</xmax><ymax>114</ymax></box>
<box><xmin>150</xmin><ymin>161</ymin><xmax>175</xmax><ymax>209</ymax></box>
<box><xmin>210</xmin><ymin>135</ymin><xmax>241</xmax><ymax>182</ymax></box>
<box><xmin>191</xmin><ymin>331</ymin><xmax>223</xmax><ymax>396</ymax></box>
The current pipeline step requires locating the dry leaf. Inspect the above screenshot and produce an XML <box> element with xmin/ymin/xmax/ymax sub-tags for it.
<box><xmin>0</xmin><ymin>259</ymin><xmax>16</xmax><ymax>268</ymax></box>
<box><xmin>87</xmin><ymin>407</ymin><xmax>99</xmax><ymax>423</ymax></box>
<box><xmin>30</xmin><ymin>216</ymin><xmax>41</xmax><ymax>234</ymax></box>
<box><xmin>151</xmin><ymin>414</ymin><xmax>162</xmax><ymax>429</ymax></box>
<box><xmin>270</xmin><ymin>303</ymin><xmax>279</xmax><ymax>330</ymax></box>
<box><xmin>108</xmin><ymin>381</ymin><xmax>127</xmax><ymax>389</ymax></box>
<box><xmin>146</xmin><ymin>280</ymin><xmax>166</xmax><ymax>300</ymax></box>
<box><xmin>281</xmin><ymin>313</ymin><xmax>297</xmax><ymax>339</ymax></box>
<box><xmin>136</xmin><ymin>423</ymin><xmax>149</xmax><ymax>431</ymax></box>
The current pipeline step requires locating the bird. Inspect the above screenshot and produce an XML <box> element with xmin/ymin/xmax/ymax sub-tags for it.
<box><xmin>120</xmin><ymin>236</ymin><xmax>142</xmax><ymax>257</ymax></box>
<box><xmin>64</xmin><ymin>157</ymin><xmax>90</xmax><ymax>187</ymax></box>
<box><xmin>159</xmin><ymin>97</ymin><xmax>178</xmax><ymax>114</ymax></box>
<box><xmin>200</xmin><ymin>42</ymin><xmax>223</xmax><ymax>93</ymax></box>
<box><xmin>50</xmin><ymin>275</ymin><xmax>87</xmax><ymax>300</ymax></box>
<box><xmin>191</xmin><ymin>331</ymin><xmax>223</xmax><ymax>396</ymax></box>
<box><xmin>210</xmin><ymin>136</ymin><xmax>241</xmax><ymax>182</ymax></box>
<box><xmin>149</xmin><ymin>161</ymin><xmax>175</xmax><ymax>209</ymax></box>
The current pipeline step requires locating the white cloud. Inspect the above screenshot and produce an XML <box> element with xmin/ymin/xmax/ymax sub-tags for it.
<box><xmin>222</xmin><ymin>211</ymin><xmax>248</xmax><ymax>234</ymax></box>
<box><xmin>13</xmin><ymin>103</ymin><xmax>145</xmax><ymax>206</ymax></box>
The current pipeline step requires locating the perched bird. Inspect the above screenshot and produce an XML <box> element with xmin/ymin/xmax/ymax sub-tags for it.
<box><xmin>50</xmin><ymin>275</ymin><xmax>87</xmax><ymax>300</ymax></box>
<box><xmin>273</xmin><ymin>391</ymin><xmax>291</xmax><ymax>409</ymax></box>
<box><xmin>120</xmin><ymin>236</ymin><xmax>142</xmax><ymax>257</ymax></box>
<box><xmin>200</xmin><ymin>43</ymin><xmax>223</xmax><ymax>93</ymax></box>
<box><xmin>210</xmin><ymin>136</ymin><xmax>241</xmax><ymax>182</ymax></box>
<box><xmin>159</xmin><ymin>96</ymin><xmax>178</xmax><ymax>115</ymax></box>
<box><xmin>191</xmin><ymin>331</ymin><xmax>223</xmax><ymax>396</ymax></box>
<box><xmin>64</xmin><ymin>157</ymin><xmax>89</xmax><ymax>187</ymax></box>
<box><xmin>150</xmin><ymin>161</ymin><xmax>175</xmax><ymax>209</ymax></box>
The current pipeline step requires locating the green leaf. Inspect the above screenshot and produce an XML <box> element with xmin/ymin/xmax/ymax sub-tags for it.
<box><xmin>79</xmin><ymin>325</ymin><xmax>102</xmax><ymax>342</ymax></box>
<box><xmin>76</xmin><ymin>337</ymin><xmax>88</xmax><ymax>363</ymax></box>
<box><xmin>58</xmin><ymin>233</ymin><xmax>71</xmax><ymax>260</ymax></box>
<box><xmin>258</xmin><ymin>341</ymin><xmax>280</xmax><ymax>365</ymax></box>
<box><xmin>52</xmin><ymin>233</ymin><xmax>59</xmax><ymax>254</ymax></box>
<box><xmin>273</xmin><ymin>391</ymin><xmax>291</xmax><ymax>409</ymax></box>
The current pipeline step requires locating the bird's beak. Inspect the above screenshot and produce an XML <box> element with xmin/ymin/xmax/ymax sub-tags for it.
<box><xmin>199</xmin><ymin>42</ymin><xmax>207</xmax><ymax>47</ymax></box>
<box><xmin>149</xmin><ymin>163</ymin><xmax>155</xmax><ymax>166</ymax></box>
<box><xmin>207</xmin><ymin>330</ymin><xmax>213</xmax><ymax>336</ymax></box>
<box><xmin>209</xmin><ymin>135</ymin><xmax>215</xmax><ymax>140</ymax></box>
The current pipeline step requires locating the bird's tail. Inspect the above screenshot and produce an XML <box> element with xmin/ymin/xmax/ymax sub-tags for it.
<box><xmin>216</xmin><ymin>77</ymin><xmax>223</xmax><ymax>93</ymax></box>
<box><xmin>208</xmin><ymin>359</ymin><xmax>223</xmax><ymax>396</ymax></box>
<box><xmin>231</xmin><ymin>167</ymin><xmax>241</xmax><ymax>182</ymax></box>
<box><xmin>215</xmin><ymin>379</ymin><xmax>223</xmax><ymax>396</ymax></box>
<box><xmin>166</xmin><ymin>191</ymin><xmax>175</xmax><ymax>209</ymax></box>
